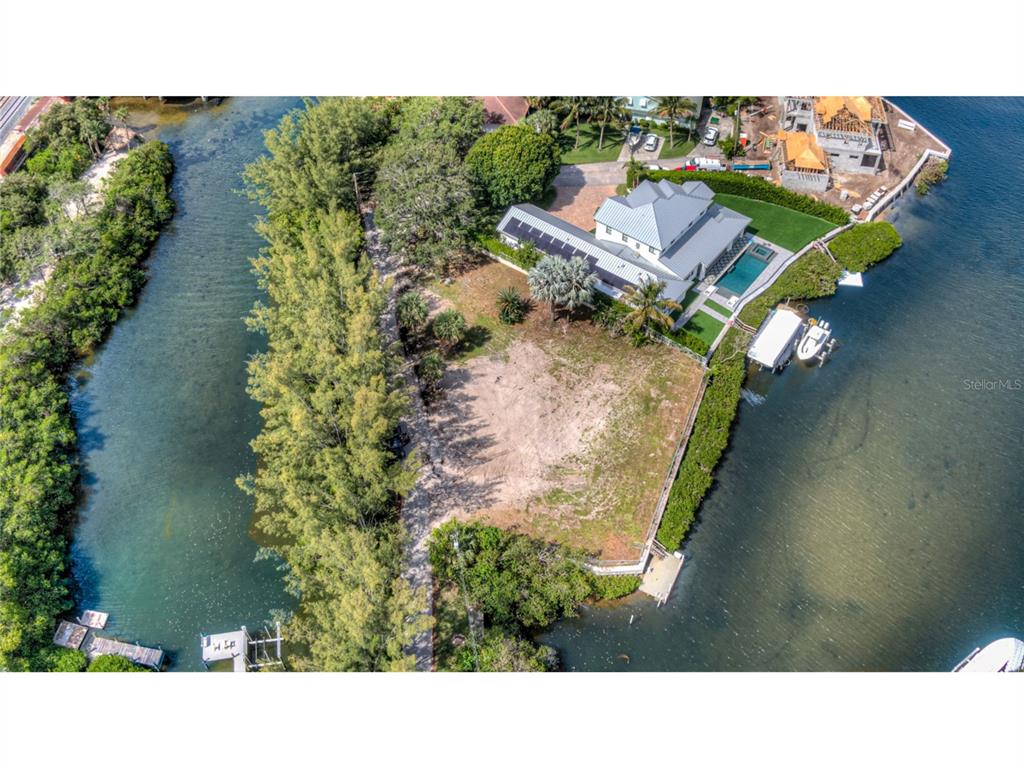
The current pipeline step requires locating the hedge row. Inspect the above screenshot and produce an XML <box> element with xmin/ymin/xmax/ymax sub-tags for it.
<box><xmin>637</xmin><ymin>169</ymin><xmax>849</xmax><ymax>226</ymax></box>
<box><xmin>656</xmin><ymin>327</ymin><xmax>747</xmax><ymax>550</ymax></box>
<box><xmin>827</xmin><ymin>221</ymin><xmax>902</xmax><ymax>273</ymax></box>
<box><xmin>663</xmin><ymin>326</ymin><xmax>710</xmax><ymax>357</ymax></box>
<box><xmin>476</xmin><ymin>233</ymin><xmax>541</xmax><ymax>271</ymax></box>
<box><xmin>0</xmin><ymin>141</ymin><xmax>174</xmax><ymax>671</ymax></box>
<box><xmin>737</xmin><ymin>248</ymin><xmax>842</xmax><ymax>328</ymax></box>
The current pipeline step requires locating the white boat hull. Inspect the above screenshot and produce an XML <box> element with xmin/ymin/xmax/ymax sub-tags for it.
<box><xmin>952</xmin><ymin>637</ymin><xmax>1024</xmax><ymax>672</ymax></box>
<box><xmin>797</xmin><ymin>325</ymin><xmax>831</xmax><ymax>362</ymax></box>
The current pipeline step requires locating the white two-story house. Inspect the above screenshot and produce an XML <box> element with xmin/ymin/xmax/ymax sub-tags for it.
<box><xmin>496</xmin><ymin>179</ymin><xmax>751</xmax><ymax>302</ymax></box>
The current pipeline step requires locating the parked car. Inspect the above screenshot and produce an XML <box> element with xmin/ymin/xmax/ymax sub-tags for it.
<box><xmin>702</xmin><ymin>126</ymin><xmax>720</xmax><ymax>146</ymax></box>
<box><xmin>628</xmin><ymin>125</ymin><xmax>643</xmax><ymax>148</ymax></box>
<box><xmin>643</xmin><ymin>133</ymin><xmax>659</xmax><ymax>152</ymax></box>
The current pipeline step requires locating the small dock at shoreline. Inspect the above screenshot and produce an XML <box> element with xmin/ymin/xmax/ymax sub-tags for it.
<box><xmin>85</xmin><ymin>635</ymin><xmax>165</xmax><ymax>670</ymax></box>
<box><xmin>640</xmin><ymin>545</ymin><xmax>685</xmax><ymax>606</ymax></box>
<box><xmin>200</xmin><ymin>623</ymin><xmax>284</xmax><ymax>672</ymax></box>
<box><xmin>52</xmin><ymin>608</ymin><xmax>165</xmax><ymax>669</ymax></box>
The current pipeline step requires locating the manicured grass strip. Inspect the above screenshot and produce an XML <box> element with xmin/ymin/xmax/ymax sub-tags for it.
<box><xmin>655</xmin><ymin>136</ymin><xmax>696</xmax><ymax>159</ymax></box>
<box><xmin>656</xmin><ymin>327</ymin><xmax>747</xmax><ymax>550</ymax></box>
<box><xmin>682</xmin><ymin>311</ymin><xmax>725</xmax><ymax>346</ymax></box>
<box><xmin>714</xmin><ymin>194</ymin><xmax>835</xmax><ymax>252</ymax></box>
<box><xmin>636</xmin><ymin>169</ymin><xmax>850</xmax><ymax>226</ymax></box>
<box><xmin>559</xmin><ymin>123</ymin><xmax>625</xmax><ymax>164</ymax></box>
<box><xmin>704</xmin><ymin>298</ymin><xmax>733</xmax><ymax>316</ymax></box>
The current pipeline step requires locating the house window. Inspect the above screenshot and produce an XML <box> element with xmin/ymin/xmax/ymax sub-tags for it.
<box><xmin>849</xmin><ymin>154</ymin><xmax>859</xmax><ymax>159</ymax></box>
<box><xmin>648</xmin><ymin>245</ymin><xmax>658</xmax><ymax>255</ymax></box>
<box><xmin>605</xmin><ymin>225</ymin><xmax>612</xmax><ymax>235</ymax></box>
<box><xmin>622</xmin><ymin>233</ymin><xmax>628</xmax><ymax>242</ymax></box>
<box><xmin>640</xmin><ymin>98</ymin><xmax>649</xmax><ymax>108</ymax></box>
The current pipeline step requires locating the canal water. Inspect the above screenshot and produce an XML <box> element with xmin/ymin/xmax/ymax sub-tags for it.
<box><xmin>542</xmin><ymin>98</ymin><xmax>1024</xmax><ymax>670</ymax></box>
<box><xmin>69</xmin><ymin>98</ymin><xmax>301</xmax><ymax>670</ymax></box>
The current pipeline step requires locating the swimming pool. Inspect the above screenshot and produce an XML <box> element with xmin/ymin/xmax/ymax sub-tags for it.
<box><xmin>716</xmin><ymin>251</ymin><xmax>771</xmax><ymax>297</ymax></box>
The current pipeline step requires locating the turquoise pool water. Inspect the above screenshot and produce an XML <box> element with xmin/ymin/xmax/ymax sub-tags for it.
<box><xmin>716</xmin><ymin>251</ymin><xmax>769</xmax><ymax>296</ymax></box>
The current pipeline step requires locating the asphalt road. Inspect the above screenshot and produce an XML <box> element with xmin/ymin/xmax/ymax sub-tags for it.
<box><xmin>0</xmin><ymin>96</ymin><xmax>32</xmax><ymax>145</ymax></box>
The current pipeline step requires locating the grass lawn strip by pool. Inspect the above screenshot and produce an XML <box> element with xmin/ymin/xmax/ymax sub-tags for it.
<box><xmin>682</xmin><ymin>311</ymin><xmax>725</xmax><ymax>346</ymax></box>
<box><xmin>714</xmin><ymin>193</ymin><xmax>834</xmax><ymax>252</ymax></box>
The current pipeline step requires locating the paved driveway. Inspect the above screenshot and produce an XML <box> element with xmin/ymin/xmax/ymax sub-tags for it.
<box><xmin>548</xmin><ymin>185</ymin><xmax>617</xmax><ymax>230</ymax></box>
<box><xmin>554</xmin><ymin>161</ymin><xmax>626</xmax><ymax>187</ymax></box>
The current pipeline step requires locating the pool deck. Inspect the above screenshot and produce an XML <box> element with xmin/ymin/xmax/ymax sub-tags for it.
<box><xmin>674</xmin><ymin>236</ymin><xmax>794</xmax><ymax>335</ymax></box>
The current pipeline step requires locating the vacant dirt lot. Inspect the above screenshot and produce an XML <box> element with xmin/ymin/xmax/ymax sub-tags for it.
<box><xmin>425</xmin><ymin>261</ymin><xmax>703</xmax><ymax>561</ymax></box>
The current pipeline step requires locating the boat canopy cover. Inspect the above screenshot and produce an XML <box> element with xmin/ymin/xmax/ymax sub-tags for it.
<box><xmin>748</xmin><ymin>309</ymin><xmax>805</xmax><ymax>368</ymax></box>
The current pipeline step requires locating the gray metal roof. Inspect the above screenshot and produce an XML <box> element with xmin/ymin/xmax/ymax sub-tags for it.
<box><xmin>594</xmin><ymin>179</ymin><xmax>714</xmax><ymax>250</ymax></box>
<box><xmin>658</xmin><ymin>204</ymin><xmax>752</xmax><ymax>279</ymax></box>
<box><xmin>496</xmin><ymin>204</ymin><xmax>691</xmax><ymax>298</ymax></box>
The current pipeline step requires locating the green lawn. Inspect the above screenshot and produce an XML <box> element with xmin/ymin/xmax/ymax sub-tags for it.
<box><xmin>704</xmin><ymin>298</ymin><xmax>733</xmax><ymax>317</ymax></box>
<box><xmin>559</xmin><ymin>123</ymin><xmax>625</xmax><ymax>164</ymax></box>
<box><xmin>644</xmin><ymin>125</ymin><xmax>696</xmax><ymax>160</ymax></box>
<box><xmin>714</xmin><ymin>193</ymin><xmax>835</xmax><ymax>252</ymax></box>
<box><xmin>682</xmin><ymin>311</ymin><xmax>725</xmax><ymax>346</ymax></box>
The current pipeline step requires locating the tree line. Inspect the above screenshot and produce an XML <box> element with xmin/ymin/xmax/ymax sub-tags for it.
<box><xmin>0</xmin><ymin>140</ymin><xmax>175</xmax><ymax>671</ymax></box>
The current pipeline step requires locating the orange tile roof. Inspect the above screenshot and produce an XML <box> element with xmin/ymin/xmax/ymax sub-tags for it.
<box><xmin>776</xmin><ymin>130</ymin><xmax>827</xmax><ymax>171</ymax></box>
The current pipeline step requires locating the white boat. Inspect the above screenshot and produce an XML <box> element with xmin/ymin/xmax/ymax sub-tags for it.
<box><xmin>952</xmin><ymin>637</ymin><xmax>1024</xmax><ymax>672</ymax></box>
<box><xmin>796</xmin><ymin>320</ymin><xmax>831</xmax><ymax>363</ymax></box>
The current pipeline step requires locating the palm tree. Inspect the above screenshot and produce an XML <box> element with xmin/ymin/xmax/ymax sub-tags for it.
<box><xmin>113</xmin><ymin>106</ymin><xmax>131</xmax><ymax>146</ymax></box>
<box><xmin>654</xmin><ymin>97</ymin><xmax>697</xmax><ymax>148</ymax></box>
<box><xmin>592</xmin><ymin>97</ymin><xmax>628</xmax><ymax>150</ymax></box>
<box><xmin>557</xmin><ymin>256</ymin><xmax>597</xmax><ymax>316</ymax></box>
<box><xmin>713</xmin><ymin>97</ymin><xmax>758</xmax><ymax>144</ymax></box>
<box><xmin>621</xmin><ymin>278</ymin><xmax>682</xmax><ymax>339</ymax></box>
<box><xmin>527</xmin><ymin>255</ymin><xmax>564</xmax><ymax>322</ymax></box>
<box><xmin>553</xmin><ymin>97</ymin><xmax>593</xmax><ymax>150</ymax></box>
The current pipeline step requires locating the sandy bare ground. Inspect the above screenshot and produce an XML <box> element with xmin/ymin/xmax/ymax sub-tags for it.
<box><xmin>425</xmin><ymin>262</ymin><xmax>703</xmax><ymax>560</ymax></box>
<box><xmin>2</xmin><ymin>139</ymin><xmax>130</xmax><ymax>331</ymax></box>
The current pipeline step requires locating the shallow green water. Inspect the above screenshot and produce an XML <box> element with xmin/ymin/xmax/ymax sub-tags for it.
<box><xmin>69</xmin><ymin>98</ymin><xmax>301</xmax><ymax>670</ymax></box>
<box><xmin>542</xmin><ymin>98</ymin><xmax>1024</xmax><ymax>671</ymax></box>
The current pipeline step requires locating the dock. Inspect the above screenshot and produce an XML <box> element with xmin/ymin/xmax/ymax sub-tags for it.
<box><xmin>53</xmin><ymin>620</ymin><xmax>88</xmax><ymax>650</ymax></box>
<box><xmin>200</xmin><ymin>623</ymin><xmax>284</xmax><ymax>672</ymax></box>
<box><xmin>201</xmin><ymin>629</ymin><xmax>249</xmax><ymax>672</ymax></box>
<box><xmin>78</xmin><ymin>610</ymin><xmax>108</xmax><ymax>629</ymax></box>
<box><xmin>84</xmin><ymin>634</ymin><xmax>165</xmax><ymax>670</ymax></box>
<box><xmin>640</xmin><ymin>545</ymin><xmax>685</xmax><ymax>606</ymax></box>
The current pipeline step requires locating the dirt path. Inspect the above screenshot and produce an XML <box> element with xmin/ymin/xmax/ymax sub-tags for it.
<box><xmin>360</xmin><ymin>207</ymin><xmax>447</xmax><ymax>671</ymax></box>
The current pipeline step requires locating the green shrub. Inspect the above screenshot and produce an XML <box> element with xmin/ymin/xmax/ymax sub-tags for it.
<box><xmin>476</xmin><ymin>234</ymin><xmax>542</xmax><ymax>270</ymax></box>
<box><xmin>916</xmin><ymin>158</ymin><xmax>948</xmax><ymax>195</ymax></box>
<box><xmin>634</xmin><ymin>170</ymin><xmax>849</xmax><ymax>226</ymax></box>
<box><xmin>432</xmin><ymin>309</ymin><xmax>467</xmax><ymax>350</ymax></box>
<box><xmin>828</xmin><ymin>221</ymin><xmax>902</xmax><ymax>273</ymax></box>
<box><xmin>465</xmin><ymin>124</ymin><xmax>561</xmax><ymax>209</ymax></box>
<box><xmin>46</xmin><ymin>648</ymin><xmax>88</xmax><ymax>672</ymax></box>
<box><xmin>496</xmin><ymin>287</ymin><xmax>526</xmax><ymax>324</ymax></box>
<box><xmin>592</xmin><ymin>574</ymin><xmax>641</xmax><ymax>600</ymax></box>
<box><xmin>24</xmin><ymin>142</ymin><xmax>92</xmax><ymax>180</ymax></box>
<box><xmin>397</xmin><ymin>290</ymin><xmax>429</xmax><ymax>335</ymax></box>
<box><xmin>87</xmin><ymin>655</ymin><xmax>150</xmax><ymax>672</ymax></box>
<box><xmin>738</xmin><ymin>249</ymin><xmax>842</xmax><ymax>328</ymax></box>
<box><xmin>417</xmin><ymin>351</ymin><xmax>446</xmax><ymax>397</ymax></box>
<box><xmin>656</xmin><ymin>328</ymin><xmax>747</xmax><ymax>550</ymax></box>
<box><xmin>663</xmin><ymin>326</ymin><xmax>710</xmax><ymax>357</ymax></box>
<box><xmin>447</xmin><ymin>627</ymin><xmax>555</xmax><ymax>672</ymax></box>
